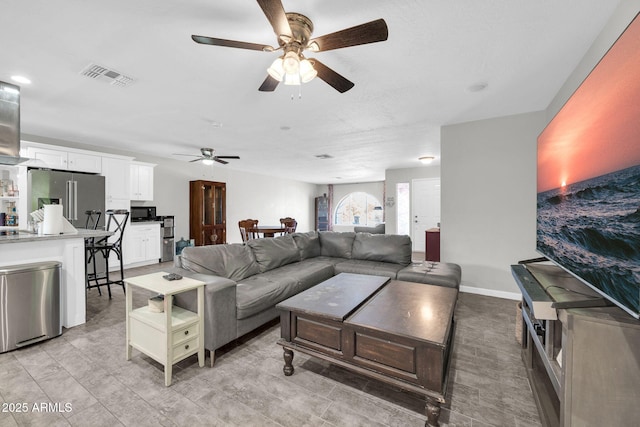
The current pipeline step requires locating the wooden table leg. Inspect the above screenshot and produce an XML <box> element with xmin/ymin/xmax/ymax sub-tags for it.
<box><xmin>425</xmin><ymin>397</ymin><xmax>441</xmax><ymax>427</ymax></box>
<box><xmin>283</xmin><ymin>348</ymin><xmax>294</xmax><ymax>376</ymax></box>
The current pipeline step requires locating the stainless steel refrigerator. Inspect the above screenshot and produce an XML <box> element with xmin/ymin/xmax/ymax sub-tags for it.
<box><xmin>28</xmin><ymin>169</ymin><xmax>105</xmax><ymax>228</ymax></box>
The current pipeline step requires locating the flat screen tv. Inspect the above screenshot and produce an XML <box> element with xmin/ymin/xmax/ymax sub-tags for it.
<box><xmin>537</xmin><ymin>13</ymin><xmax>640</xmax><ymax>319</ymax></box>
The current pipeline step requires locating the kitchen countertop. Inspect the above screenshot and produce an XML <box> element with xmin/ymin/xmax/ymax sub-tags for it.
<box><xmin>0</xmin><ymin>228</ymin><xmax>113</xmax><ymax>244</ymax></box>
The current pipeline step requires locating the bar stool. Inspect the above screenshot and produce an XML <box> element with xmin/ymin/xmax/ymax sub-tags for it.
<box><xmin>86</xmin><ymin>209</ymin><xmax>129</xmax><ymax>298</ymax></box>
<box><xmin>84</xmin><ymin>210</ymin><xmax>102</xmax><ymax>288</ymax></box>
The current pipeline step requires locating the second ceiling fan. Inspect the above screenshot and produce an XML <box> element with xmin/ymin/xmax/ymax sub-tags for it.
<box><xmin>191</xmin><ymin>0</ymin><xmax>388</xmax><ymax>93</ymax></box>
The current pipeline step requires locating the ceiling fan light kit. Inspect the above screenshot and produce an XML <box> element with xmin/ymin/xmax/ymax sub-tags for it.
<box><xmin>174</xmin><ymin>148</ymin><xmax>240</xmax><ymax>165</ymax></box>
<box><xmin>267</xmin><ymin>51</ymin><xmax>318</xmax><ymax>85</ymax></box>
<box><xmin>191</xmin><ymin>0</ymin><xmax>388</xmax><ymax>93</ymax></box>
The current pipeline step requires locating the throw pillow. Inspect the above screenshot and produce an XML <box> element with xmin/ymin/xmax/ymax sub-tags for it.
<box><xmin>292</xmin><ymin>231</ymin><xmax>321</xmax><ymax>259</ymax></box>
<box><xmin>248</xmin><ymin>234</ymin><xmax>301</xmax><ymax>272</ymax></box>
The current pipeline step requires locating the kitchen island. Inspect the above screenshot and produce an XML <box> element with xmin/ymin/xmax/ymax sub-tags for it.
<box><xmin>0</xmin><ymin>229</ymin><xmax>113</xmax><ymax>328</ymax></box>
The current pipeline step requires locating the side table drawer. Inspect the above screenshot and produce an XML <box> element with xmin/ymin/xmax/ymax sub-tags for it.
<box><xmin>172</xmin><ymin>336</ymin><xmax>199</xmax><ymax>363</ymax></box>
<box><xmin>173</xmin><ymin>323</ymin><xmax>199</xmax><ymax>345</ymax></box>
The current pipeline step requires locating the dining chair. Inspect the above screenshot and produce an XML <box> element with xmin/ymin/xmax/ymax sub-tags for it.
<box><xmin>238</xmin><ymin>219</ymin><xmax>259</xmax><ymax>243</ymax></box>
<box><xmin>280</xmin><ymin>217</ymin><xmax>297</xmax><ymax>234</ymax></box>
<box><xmin>86</xmin><ymin>209</ymin><xmax>129</xmax><ymax>298</ymax></box>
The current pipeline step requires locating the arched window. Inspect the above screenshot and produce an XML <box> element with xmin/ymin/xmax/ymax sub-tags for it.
<box><xmin>334</xmin><ymin>192</ymin><xmax>383</xmax><ymax>226</ymax></box>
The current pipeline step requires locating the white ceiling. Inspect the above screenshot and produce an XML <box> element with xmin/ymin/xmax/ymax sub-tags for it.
<box><xmin>1</xmin><ymin>0</ymin><xmax>621</xmax><ymax>184</ymax></box>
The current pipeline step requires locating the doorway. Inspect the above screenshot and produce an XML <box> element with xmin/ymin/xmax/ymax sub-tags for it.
<box><xmin>411</xmin><ymin>178</ymin><xmax>441</xmax><ymax>252</ymax></box>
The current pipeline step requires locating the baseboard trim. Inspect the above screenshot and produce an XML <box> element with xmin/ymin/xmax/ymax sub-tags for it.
<box><xmin>460</xmin><ymin>285</ymin><xmax>521</xmax><ymax>301</ymax></box>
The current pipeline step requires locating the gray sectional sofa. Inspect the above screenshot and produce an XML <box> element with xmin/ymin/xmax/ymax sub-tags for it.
<box><xmin>168</xmin><ymin>231</ymin><xmax>461</xmax><ymax>365</ymax></box>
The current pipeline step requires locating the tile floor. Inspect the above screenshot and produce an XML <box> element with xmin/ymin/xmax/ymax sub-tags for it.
<box><xmin>0</xmin><ymin>262</ymin><xmax>541</xmax><ymax>426</ymax></box>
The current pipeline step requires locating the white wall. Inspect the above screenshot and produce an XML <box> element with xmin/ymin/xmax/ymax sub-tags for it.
<box><xmin>385</xmin><ymin>166</ymin><xmax>441</xmax><ymax>235</ymax></box>
<box><xmin>439</xmin><ymin>1</ymin><xmax>640</xmax><ymax>299</ymax></box>
<box><xmin>142</xmin><ymin>157</ymin><xmax>317</xmax><ymax>243</ymax></box>
<box><xmin>21</xmin><ymin>134</ymin><xmax>317</xmax><ymax>244</ymax></box>
<box><xmin>548</xmin><ymin>0</ymin><xmax>640</xmax><ymax>121</ymax></box>
<box><xmin>441</xmin><ymin>112</ymin><xmax>546</xmax><ymax>299</ymax></box>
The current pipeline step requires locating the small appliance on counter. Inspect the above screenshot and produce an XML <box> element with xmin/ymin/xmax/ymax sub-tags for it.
<box><xmin>131</xmin><ymin>206</ymin><xmax>157</xmax><ymax>222</ymax></box>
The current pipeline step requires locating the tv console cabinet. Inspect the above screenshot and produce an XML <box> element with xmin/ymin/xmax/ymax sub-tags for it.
<box><xmin>512</xmin><ymin>263</ymin><xmax>640</xmax><ymax>427</ymax></box>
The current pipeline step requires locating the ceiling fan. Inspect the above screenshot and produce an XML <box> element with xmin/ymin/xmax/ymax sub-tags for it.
<box><xmin>191</xmin><ymin>0</ymin><xmax>388</xmax><ymax>93</ymax></box>
<box><xmin>174</xmin><ymin>148</ymin><xmax>240</xmax><ymax>165</ymax></box>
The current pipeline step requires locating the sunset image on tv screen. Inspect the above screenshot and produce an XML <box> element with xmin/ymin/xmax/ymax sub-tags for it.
<box><xmin>536</xmin><ymin>13</ymin><xmax>640</xmax><ymax>318</ymax></box>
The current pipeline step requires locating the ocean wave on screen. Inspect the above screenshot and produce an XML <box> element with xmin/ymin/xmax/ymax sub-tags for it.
<box><xmin>560</xmin><ymin>226</ymin><xmax>640</xmax><ymax>260</ymax></box>
<box><xmin>624</xmin><ymin>208</ymin><xmax>640</xmax><ymax>223</ymax></box>
<box><xmin>537</xmin><ymin>164</ymin><xmax>640</xmax><ymax>315</ymax></box>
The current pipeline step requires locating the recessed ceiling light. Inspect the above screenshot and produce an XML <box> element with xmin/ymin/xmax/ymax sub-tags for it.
<box><xmin>467</xmin><ymin>82</ymin><xmax>488</xmax><ymax>92</ymax></box>
<box><xmin>11</xmin><ymin>75</ymin><xmax>31</xmax><ymax>85</ymax></box>
<box><xmin>419</xmin><ymin>156</ymin><xmax>435</xmax><ymax>164</ymax></box>
<box><xmin>280</xmin><ymin>125</ymin><xmax>291</xmax><ymax>131</ymax></box>
<box><xmin>315</xmin><ymin>154</ymin><xmax>333</xmax><ymax>159</ymax></box>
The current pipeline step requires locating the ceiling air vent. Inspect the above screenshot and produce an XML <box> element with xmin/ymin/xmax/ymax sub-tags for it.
<box><xmin>315</xmin><ymin>154</ymin><xmax>333</xmax><ymax>159</ymax></box>
<box><xmin>80</xmin><ymin>63</ymin><xmax>135</xmax><ymax>87</ymax></box>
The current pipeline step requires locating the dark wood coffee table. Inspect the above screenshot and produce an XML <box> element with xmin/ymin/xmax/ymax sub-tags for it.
<box><xmin>276</xmin><ymin>273</ymin><xmax>457</xmax><ymax>427</ymax></box>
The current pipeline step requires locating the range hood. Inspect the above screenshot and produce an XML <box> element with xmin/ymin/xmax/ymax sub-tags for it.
<box><xmin>0</xmin><ymin>81</ymin><xmax>29</xmax><ymax>165</ymax></box>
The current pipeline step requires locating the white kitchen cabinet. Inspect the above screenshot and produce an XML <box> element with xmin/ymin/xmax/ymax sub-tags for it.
<box><xmin>102</xmin><ymin>156</ymin><xmax>132</xmax><ymax>209</ymax></box>
<box><xmin>25</xmin><ymin>145</ymin><xmax>102</xmax><ymax>173</ymax></box>
<box><xmin>130</xmin><ymin>161</ymin><xmax>155</xmax><ymax>201</ymax></box>
<box><xmin>68</xmin><ymin>152</ymin><xmax>102</xmax><ymax>173</ymax></box>
<box><xmin>125</xmin><ymin>222</ymin><xmax>161</xmax><ymax>266</ymax></box>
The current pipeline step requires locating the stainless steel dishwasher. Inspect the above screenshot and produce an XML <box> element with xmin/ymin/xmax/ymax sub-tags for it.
<box><xmin>0</xmin><ymin>261</ymin><xmax>62</xmax><ymax>353</ymax></box>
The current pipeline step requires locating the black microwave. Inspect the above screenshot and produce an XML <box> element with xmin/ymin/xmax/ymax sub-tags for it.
<box><xmin>131</xmin><ymin>206</ymin><xmax>157</xmax><ymax>222</ymax></box>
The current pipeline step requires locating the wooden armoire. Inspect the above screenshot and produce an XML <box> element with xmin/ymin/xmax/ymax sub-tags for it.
<box><xmin>189</xmin><ymin>180</ymin><xmax>226</xmax><ymax>245</ymax></box>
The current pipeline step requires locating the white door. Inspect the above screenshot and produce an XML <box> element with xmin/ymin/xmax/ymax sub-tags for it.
<box><xmin>411</xmin><ymin>178</ymin><xmax>441</xmax><ymax>252</ymax></box>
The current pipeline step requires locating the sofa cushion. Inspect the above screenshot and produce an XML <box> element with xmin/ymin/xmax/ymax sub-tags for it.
<box><xmin>319</xmin><ymin>231</ymin><xmax>356</xmax><ymax>258</ymax></box>
<box><xmin>352</xmin><ymin>233</ymin><xmax>412</xmax><ymax>265</ymax></box>
<box><xmin>353</xmin><ymin>223</ymin><xmax>385</xmax><ymax>234</ymax></box>
<box><xmin>180</xmin><ymin>244</ymin><xmax>260</xmax><ymax>281</ymax></box>
<box><xmin>292</xmin><ymin>231</ymin><xmax>321</xmax><ymax>260</ymax></box>
<box><xmin>235</xmin><ymin>261</ymin><xmax>336</xmax><ymax>320</ymax></box>
<box><xmin>275</xmin><ymin>260</ymin><xmax>335</xmax><ymax>293</ymax></box>
<box><xmin>334</xmin><ymin>259</ymin><xmax>405</xmax><ymax>279</ymax></box>
<box><xmin>397</xmin><ymin>262</ymin><xmax>462</xmax><ymax>289</ymax></box>
<box><xmin>248</xmin><ymin>234</ymin><xmax>301</xmax><ymax>273</ymax></box>
<box><xmin>235</xmin><ymin>274</ymin><xmax>297</xmax><ymax>320</ymax></box>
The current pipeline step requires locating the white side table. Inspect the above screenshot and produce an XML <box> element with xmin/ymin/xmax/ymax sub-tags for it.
<box><xmin>125</xmin><ymin>272</ymin><xmax>205</xmax><ymax>386</ymax></box>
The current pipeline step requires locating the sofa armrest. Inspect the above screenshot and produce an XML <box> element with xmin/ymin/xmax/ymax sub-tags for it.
<box><xmin>170</xmin><ymin>268</ymin><xmax>238</xmax><ymax>352</ymax></box>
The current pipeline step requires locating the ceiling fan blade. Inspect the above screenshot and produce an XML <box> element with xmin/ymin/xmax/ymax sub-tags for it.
<box><xmin>310</xmin><ymin>59</ymin><xmax>355</xmax><ymax>93</ymax></box>
<box><xmin>214</xmin><ymin>156</ymin><xmax>240</xmax><ymax>160</ymax></box>
<box><xmin>258</xmin><ymin>75</ymin><xmax>280</xmax><ymax>92</ymax></box>
<box><xmin>256</xmin><ymin>0</ymin><xmax>292</xmax><ymax>41</ymax></box>
<box><xmin>173</xmin><ymin>153</ymin><xmax>198</xmax><ymax>157</ymax></box>
<box><xmin>191</xmin><ymin>35</ymin><xmax>270</xmax><ymax>51</ymax></box>
<box><xmin>214</xmin><ymin>158</ymin><xmax>229</xmax><ymax>165</ymax></box>
<box><xmin>189</xmin><ymin>158</ymin><xmax>203</xmax><ymax>163</ymax></box>
<box><xmin>307</xmin><ymin>19</ymin><xmax>388</xmax><ymax>52</ymax></box>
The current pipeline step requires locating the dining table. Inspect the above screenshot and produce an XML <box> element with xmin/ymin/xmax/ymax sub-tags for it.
<box><xmin>249</xmin><ymin>225</ymin><xmax>285</xmax><ymax>238</ymax></box>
